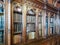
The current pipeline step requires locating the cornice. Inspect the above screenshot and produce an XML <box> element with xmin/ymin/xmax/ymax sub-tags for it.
<box><xmin>12</xmin><ymin>0</ymin><xmax>59</xmax><ymax>12</ymax></box>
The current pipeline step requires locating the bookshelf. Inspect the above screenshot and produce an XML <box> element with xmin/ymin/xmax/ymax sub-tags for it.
<box><xmin>13</xmin><ymin>2</ymin><xmax>22</xmax><ymax>33</ymax></box>
<box><xmin>26</xmin><ymin>9</ymin><xmax>36</xmax><ymax>40</ymax></box>
<box><xmin>10</xmin><ymin>0</ymin><xmax>60</xmax><ymax>45</ymax></box>
<box><xmin>13</xmin><ymin>2</ymin><xmax>22</xmax><ymax>44</ymax></box>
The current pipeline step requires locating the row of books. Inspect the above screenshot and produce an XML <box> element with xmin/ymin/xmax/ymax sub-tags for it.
<box><xmin>14</xmin><ymin>23</ymin><xmax>22</xmax><ymax>32</ymax></box>
<box><xmin>13</xmin><ymin>11</ymin><xmax>43</xmax><ymax>23</ymax></box>
<box><xmin>13</xmin><ymin>13</ymin><xmax>22</xmax><ymax>22</ymax></box>
<box><xmin>27</xmin><ymin>16</ymin><xmax>36</xmax><ymax>23</ymax></box>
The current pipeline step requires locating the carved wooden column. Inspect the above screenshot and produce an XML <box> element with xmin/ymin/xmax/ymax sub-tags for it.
<box><xmin>22</xmin><ymin>3</ymin><xmax>27</xmax><ymax>43</ymax></box>
<box><xmin>10</xmin><ymin>1</ymin><xmax>14</xmax><ymax>45</ymax></box>
<box><xmin>35</xmin><ymin>8</ymin><xmax>39</xmax><ymax>39</ymax></box>
<box><xmin>5</xmin><ymin>0</ymin><xmax>8</xmax><ymax>45</ymax></box>
<box><xmin>42</xmin><ymin>9</ymin><xmax>47</xmax><ymax>38</ymax></box>
<box><xmin>48</xmin><ymin>12</ymin><xmax>50</xmax><ymax>36</ymax></box>
<box><xmin>8</xmin><ymin>0</ymin><xmax>11</xmax><ymax>45</ymax></box>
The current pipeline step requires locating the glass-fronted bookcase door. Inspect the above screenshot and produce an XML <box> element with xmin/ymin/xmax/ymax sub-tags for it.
<box><xmin>12</xmin><ymin>2</ymin><xmax>23</xmax><ymax>44</ymax></box>
<box><xmin>50</xmin><ymin>15</ymin><xmax>54</xmax><ymax>35</ymax></box>
<box><xmin>26</xmin><ymin>8</ymin><xmax>36</xmax><ymax>40</ymax></box>
<box><xmin>0</xmin><ymin>0</ymin><xmax>4</xmax><ymax>45</ymax></box>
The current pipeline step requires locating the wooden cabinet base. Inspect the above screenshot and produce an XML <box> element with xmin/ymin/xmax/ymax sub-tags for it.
<box><xmin>13</xmin><ymin>35</ymin><xmax>60</xmax><ymax>45</ymax></box>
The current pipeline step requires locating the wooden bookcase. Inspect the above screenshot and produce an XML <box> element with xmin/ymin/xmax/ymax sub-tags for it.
<box><xmin>38</xmin><ymin>11</ymin><xmax>42</xmax><ymax>37</ymax></box>
<box><xmin>10</xmin><ymin>0</ymin><xmax>59</xmax><ymax>45</ymax></box>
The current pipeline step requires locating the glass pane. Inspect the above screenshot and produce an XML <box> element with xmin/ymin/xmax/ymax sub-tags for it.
<box><xmin>38</xmin><ymin>12</ymin><xmax>42</xmax><ymax>36</ymax></box>
<box><xmin>27</xmin><ymin>9</ymin><xmax>36</xmax><ymax>40</ymax></box>
<box><xmin>0</xmin><ymin>3</ymin><xmax>4</xmax><ymax>44</ymax></box>
<box><xmin>50</xmin><ymin>15</ymin><xmax>54</xmax><ymax>34</ymax></box>
<box><xmin>27</xmin><ymin>24</ymin><xmax>35</xmax><ymax>32</ymax></box>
